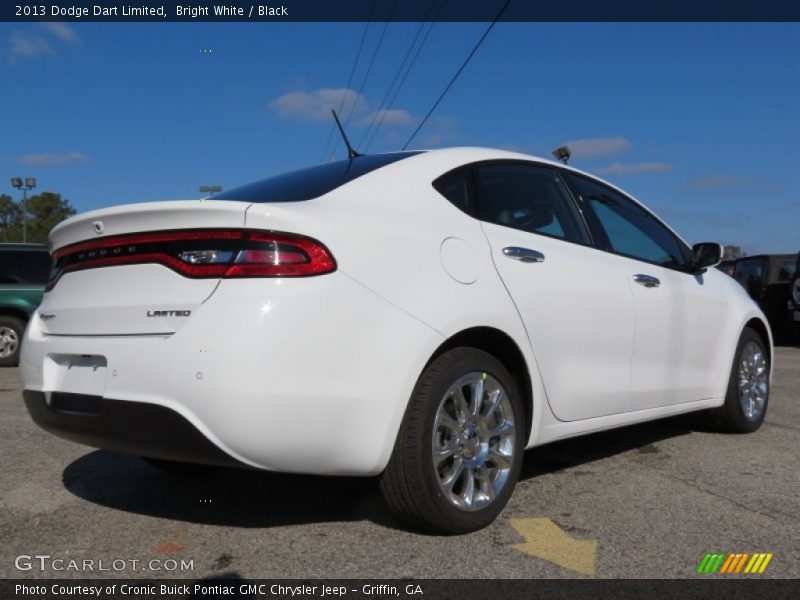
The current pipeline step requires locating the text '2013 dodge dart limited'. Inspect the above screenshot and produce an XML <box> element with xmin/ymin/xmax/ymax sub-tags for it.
<box><xmin>21</xmin><ymin>147</ymin><xmax>772</xmax><ymax>534</ymax></box>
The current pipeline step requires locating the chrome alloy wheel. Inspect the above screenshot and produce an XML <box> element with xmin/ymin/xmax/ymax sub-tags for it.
<box><xmin>0</xmin><ymin>327</ymin><xmax>19</xmax><ymax>359</ymax></box>
<box><xmin>738</xmin><ymin>341</ymin><xmax>768</xmax><ymax>421</ymax></box>
<box><xmin>432</xmin><ymin>371</ymin><xmax>516</xmax><ymax>511</ymax></box>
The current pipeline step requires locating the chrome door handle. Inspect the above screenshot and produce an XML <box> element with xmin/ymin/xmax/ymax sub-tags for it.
<box><xmin>633</xmin><ymin>274</ymin><xmax>660</xmax><ymax>288</ymax></box>
<box><xmin>502</xmin><ymin>247</ymin><xmax>545</xmax><ymax>263</ymax></box>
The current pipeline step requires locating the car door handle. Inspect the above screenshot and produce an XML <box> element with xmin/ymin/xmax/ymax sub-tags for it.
<box><xmin>633</xmin><ymin>274</ymin><xmax>661</xmax><ymax>288</ymax></box>
<box><xmin>502</xmin><ymin>247</ymin><xmax>545</xmax><ymax>263</ymax></box>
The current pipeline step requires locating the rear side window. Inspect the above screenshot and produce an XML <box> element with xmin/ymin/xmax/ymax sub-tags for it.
<box><xmin>565</xmin><ymin>173</ymin><xmax>690</xmax><ymax>269</ymax></box>
<box><xmin>475</xmin><ymin>163</ymin><xmax>588</xmax><ymax>243</ymax></box>
<box><xmin>432</xmin><ymin>167</ymin><xmax>475</xmax><ymax>215</ymax></box>
<box><xmin>217</xmin><ymin>152</ymin><xmax>421</xmax><ymax>203</ymax></box>
<box><xmin>0</xmin><ymin>250</ymin><xmax>52</xmax><ymax>284</ymax></box>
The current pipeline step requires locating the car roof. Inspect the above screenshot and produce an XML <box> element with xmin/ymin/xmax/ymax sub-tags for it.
<box><xmin>407</xmin><ymin>146</ymin><xmax>650</xmax><ymax>199</ymax></box>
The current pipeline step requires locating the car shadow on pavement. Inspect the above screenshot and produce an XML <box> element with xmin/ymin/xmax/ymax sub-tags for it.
<box><xmin>62</xmin><ymin>412</ymin><xmax>704</xmax><ymax>530</ymax></box>
<box><xmin>519</xmin><ymin>412</ymin><xmax>703</xmax><ymax>482</ymax></box>
<box><xmin>62</xmin><ymin>450</ymin><xmax>402</xmax><ymax>529</ymax></box>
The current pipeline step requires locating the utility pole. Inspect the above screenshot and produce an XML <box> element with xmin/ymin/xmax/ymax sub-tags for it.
<box><xmin>10</xmin><ymin>177</ymin><xmax>36</xmax><ymax>243</ymax></box>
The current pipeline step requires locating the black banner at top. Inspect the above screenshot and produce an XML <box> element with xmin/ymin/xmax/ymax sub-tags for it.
<box><xmin>3</xmin><ymin>0</ymin><xmax>800</xmax><ymax>22</ymax></box>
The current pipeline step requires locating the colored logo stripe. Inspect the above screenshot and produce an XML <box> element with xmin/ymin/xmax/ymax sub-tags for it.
<box><xmin>697</xmin><ymin>552</ymin><xmax>773</xmax><ymax>574</ymax></box>
<box><xmin>744</xmin><ymin>553</ymin><xmax>774</xmax><ymax>574</ymax></box>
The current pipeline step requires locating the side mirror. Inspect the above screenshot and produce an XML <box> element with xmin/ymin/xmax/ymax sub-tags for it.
<box><xmin>692</xmin><ymin>242</ymin><xmax>723</xmax><ymax>272</ymax></box>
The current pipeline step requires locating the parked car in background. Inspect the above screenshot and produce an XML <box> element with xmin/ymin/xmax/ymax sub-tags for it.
<box><xmin>732</xmin><ymin>253</ymin><xmax>797</xmax><ymax>344</ymax></box>
<box><xmin>716</xmin><ymin>260</ymin><xmax>737</xmax><ymax>276</ymax></box>
<box><xmin>0</xmin><ymin>244</ymin><xmax>51</xmax><ymax>366</ymax></box>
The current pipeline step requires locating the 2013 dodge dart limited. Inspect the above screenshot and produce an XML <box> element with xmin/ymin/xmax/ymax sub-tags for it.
<box><xmin>20</xmin><ymin>147</ymin><xmax>771</xmax><ymax>534</ymax></box>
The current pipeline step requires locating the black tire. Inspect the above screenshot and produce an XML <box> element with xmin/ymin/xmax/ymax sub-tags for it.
<box><xmin>380</xmin><ymin>347</ymin><xmax>525</xmax><ymax>534</ymax></box>
<box><xmin>141</xmin><ymin>457</ymin><xmax>212</xmax><ymax>475</ymax></box>
<box><xmin>0</xmin><ymin>315</ymin><xmax>26</xmax><ymax>367</ymax></box>
<box><xmin>706</xmin><ymin>327</ymin><xmax>769</xmax><ymax>433</ymax></box>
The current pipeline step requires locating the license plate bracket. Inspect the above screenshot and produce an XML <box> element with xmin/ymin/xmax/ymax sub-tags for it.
<box><xmin>44</xmin><ymin>354</ymin><xmax>108</xmax><ymax>398</ymax></box>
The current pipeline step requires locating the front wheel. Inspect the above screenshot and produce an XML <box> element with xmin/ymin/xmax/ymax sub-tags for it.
<box><xmin>380</xmin><ymin>348</ymin><xmax>525</xmax><ymax>534</ymax></box>
<box><xmin>707</xmin><ymin>327</ymin><xmax>770</xmax><ymax>433</ymax></box>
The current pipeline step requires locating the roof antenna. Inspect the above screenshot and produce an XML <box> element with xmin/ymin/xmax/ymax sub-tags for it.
<box><xmin>332</xmin><ymin>109</ymin><xmax>362</xmax><ymax>160</ymax></box>
<box><xmin>552</xmin><ymin>145</ymin><xmax>571</xmax><ymax>165</ymax></box>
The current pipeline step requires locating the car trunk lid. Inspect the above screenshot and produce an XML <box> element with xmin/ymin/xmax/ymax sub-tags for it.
<box><xmin>39</xmin><ymin>200</ymin><xmax>251</xmax><ymax>336</ymax></box>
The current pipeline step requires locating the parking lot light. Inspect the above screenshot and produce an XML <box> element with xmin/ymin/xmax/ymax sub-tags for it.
<box><xmin>198</xmin><ymin>185</ymin><xmax>222</xmax><ymax>198</ymax></box>
<box><xmin>10</xmin><ymin>177</ymin><xmax>36</xmax><ymax>244</ymax></box>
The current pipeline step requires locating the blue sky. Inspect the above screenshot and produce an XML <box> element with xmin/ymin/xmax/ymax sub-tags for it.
<box><xmin>1</xmin><ymin>22</ymin><xmax>798</xmax><ymax>254</ymax></box>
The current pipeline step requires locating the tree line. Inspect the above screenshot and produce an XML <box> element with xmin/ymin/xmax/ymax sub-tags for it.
<box><xmin>0</xmin><ymin>192</ymin><xmax>76</xmax><ymax>244</ymax></box>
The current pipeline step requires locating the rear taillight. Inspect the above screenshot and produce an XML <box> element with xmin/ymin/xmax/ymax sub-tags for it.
<box><xmin>47</xmin><ymin>229</ymin><xmax>336</xmax><ymax>290</ymax></box>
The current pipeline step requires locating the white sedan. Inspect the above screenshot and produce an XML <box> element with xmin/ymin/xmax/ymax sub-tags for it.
<box><xmin>20</xmin><ymin>147</ymin><xmax>771</xmax><ymax>534</ymax></box>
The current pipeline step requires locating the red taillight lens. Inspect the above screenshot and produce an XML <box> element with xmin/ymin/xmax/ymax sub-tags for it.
<box><xmin>226</xmin><ymin>232</ymin><xmax>336</xmax><ymax>277</ymax></box>
<box><xmin>47</xmin><ymin>229</ymin><xmax>336</xmax><ymax>289</ymax></box>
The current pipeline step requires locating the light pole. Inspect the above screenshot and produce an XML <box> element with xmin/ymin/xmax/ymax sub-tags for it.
<box><xmin>199</xmin><ymin>185</ymin><xmax>222</xmax><ymax>198</ymax></box>
<box><xmin>10</xmin><ymin>177</ymin><xmax>36</xmax><ymax>244</ymax></box>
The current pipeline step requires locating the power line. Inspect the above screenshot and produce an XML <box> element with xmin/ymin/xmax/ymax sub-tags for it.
<box><xmin>357</xmin><ymin>0</ymin><xmax>439</xmax><ymax>149</ymax></box>
<box><xmin>319</xmin><ymin>1</ymin><xmax>377</xmax><ymax>163</ymax></box>
<box><xmin>330</xmin><ymin>0</ymin><xmax>398</xmax><ymax>161</ymax></box>
<box><xmin>365</xmin><ymin>0</ymin><xmax>447</xmax><ymax>151</ymax></box>
<box><xmin>402</xmin><ymin>0</ymin><xmax>511</xmax><ymax>151</ymax></box>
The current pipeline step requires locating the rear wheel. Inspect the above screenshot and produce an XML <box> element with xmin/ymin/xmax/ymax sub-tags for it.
<box><xmin>0</xmin><ymin>316</ymin><xmax>25</xmax><ymax>367</ymax></box>
<box><xmin>707</xmin><ymin>327</ymin><xmax>769</xmax><ymax>433</ymax></box>
<box><xmin>380</xmin><ymin>348</ymin><xmax>525</xmax><ymax>534</ymax></box>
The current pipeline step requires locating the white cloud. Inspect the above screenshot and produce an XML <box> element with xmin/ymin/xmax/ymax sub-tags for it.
<box><xmin>9</xmin><ymin>30</ymin><xmax>53</xmax><ymax>61</ymax></box>
<box><xmin>268</xmin><ymin>88</ymin><xmax>367</xmax><ymax>122</ymax></box>
<box><xmin>354</xmin><ymin>108</ymin><xmax>414</xmax><ymax>128</ymax></box>
<box><xmin>595</xmin><ymin>162</ymin><xmax>673</xmax><ymax>176</ymax></box>
<box><xmin>691</xmin><ymin>175</ymin><xmax>748</xmax><ymax>189</ymax></box>
<box><xmin>563</xmin><ymin>137</ymin><xmax>632</xmax><ymax>159</ymax></box>
<box><xmin>40</xmin><ymin>22</ymin><xmax>80</xmax><ymax>44</ymax></box>
<box><xmin>19</xmin><ymin>151</ymin><xmax>90</xmax><ymax>166</ymax></box>
<box><xmin>9</xmin><ymin>23</ymin><xmax>79</xmax><ymax>62</ymax></box>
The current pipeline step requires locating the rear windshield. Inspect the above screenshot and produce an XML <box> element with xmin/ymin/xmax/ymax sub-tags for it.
<box><xmin>0</xmin><ymin>249</ymin><xmax>52</xmax><ymax>285</ymax></box>
<box><xmin>217</xmin><ymin>152</ymin><xmax>422</xmax><ymax>203</ymax></box>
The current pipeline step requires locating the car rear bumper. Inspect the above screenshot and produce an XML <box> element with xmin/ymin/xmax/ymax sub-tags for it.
<box><xmin>20</xmin><ymin>273</ymin><xmax>442</xmax><ymax>475</ymax></box>
<box><xmin>23</xmin><ymin>390</ymin><xmax>248</xmax><ymax>468</ymax></box>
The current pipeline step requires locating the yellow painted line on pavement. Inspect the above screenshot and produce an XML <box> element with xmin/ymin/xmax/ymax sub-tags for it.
<box><xmin>508</xmin><ymin>517</ymin><xmax>598</xmax><ymax>577</ymax></box>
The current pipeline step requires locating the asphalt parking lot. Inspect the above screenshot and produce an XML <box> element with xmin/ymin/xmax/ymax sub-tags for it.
<box><xmin>1</xmin><ymin>348</ymin><xmax>798</xmax><ymax>580</ymax></box>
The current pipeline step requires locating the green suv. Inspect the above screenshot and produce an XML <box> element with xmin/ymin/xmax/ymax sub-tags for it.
<box><xmin>0</xmin><ymin>244</ymin><xmax>51</xmax><ymax>366</ymax></box>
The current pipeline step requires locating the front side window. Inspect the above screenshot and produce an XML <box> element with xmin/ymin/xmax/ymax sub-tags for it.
<box><xmin>474</xmin><ymin>163</ymin><xmax>588</xmax><ymax>243</ymax></box>
<box><xmin>565</xmin><ymin>174</ymin><xmax>689</xmax><ymax>269</ymax></box>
